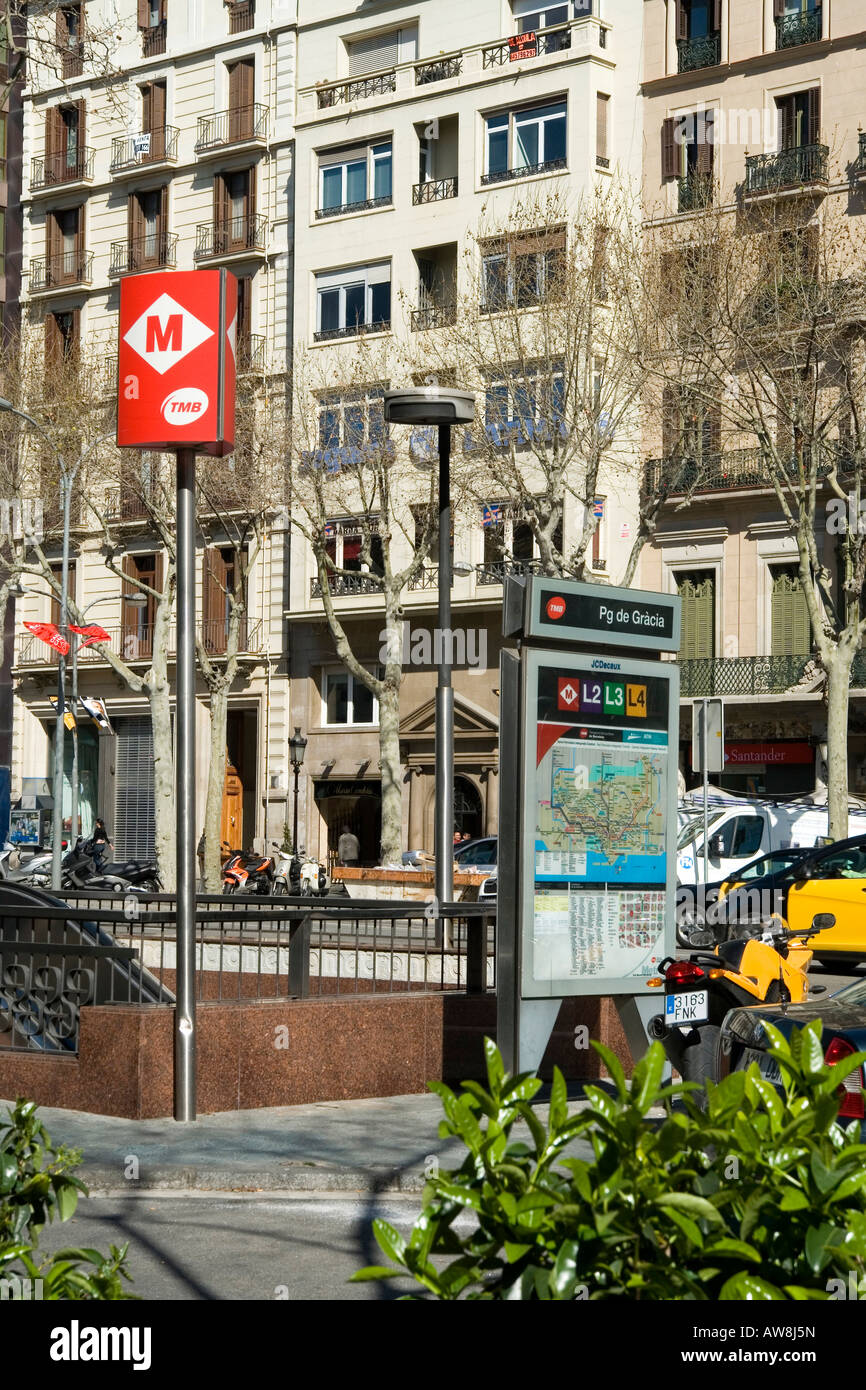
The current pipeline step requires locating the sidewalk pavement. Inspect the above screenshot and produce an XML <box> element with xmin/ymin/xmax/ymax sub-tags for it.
<box><xmin>0</xmin><ymin>1089</ymin><xmax>607</xmax><ymax>1195</ymax></box>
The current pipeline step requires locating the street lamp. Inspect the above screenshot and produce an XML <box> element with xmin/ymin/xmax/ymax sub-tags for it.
<box><xmin>289</xmin><ymin>726</ymin><xmax>307</xmax><ymax>856</ymax></box>
<box><xmin>382</xmin><ymin>387</ymin><xmax>475</xmax><ymax>916</ymax></box>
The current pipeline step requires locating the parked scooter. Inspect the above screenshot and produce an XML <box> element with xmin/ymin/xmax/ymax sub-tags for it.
<box><xmin>298</xmin><ymin>851</ymin><xmax>330</xmax><ymax>898</ymax></box>
<box><xmin>270</xmin><ymin>843</ymin><xmax>295</xmax><ymax>895</ymax></box>
<box><xmin>648</xmin><ymin>913</ymin><xmax>835</xmax><ymax>1086</ymax></box>
<box><xmin>221</xmin><ymin>842</ymin><xmax>276</xmax><ymax>895</ymax></box>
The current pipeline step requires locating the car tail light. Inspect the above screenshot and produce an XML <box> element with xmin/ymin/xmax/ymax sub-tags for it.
<box><xmin>824</xmin><ymin>1037</ymin><xmax>865</xmax><ymax>1120</ymax></box>
<box><xmin>664</xmin><ymin>960</ymin><xmax>706</xmax><ymax>983</ymax></box>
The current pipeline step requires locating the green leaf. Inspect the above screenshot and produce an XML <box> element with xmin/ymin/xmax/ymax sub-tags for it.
<box><xmin>483</xmin><ymin>1037</ymin><xmax>505</xmax><ymax>1093</ymax></box>
<box><xmin>779</xmin><ymin>1188</ymin><xmax>810</xmax><ymax>1211</ymax></box>
<box><xmin>810</xmin><ymin>1152</ymin><xmax>839</xmax><ymax>1196</ymax></box>
<box><xmin>631</xmin><ymin>1042</ymin><xmax>665</xmax><ymax>1115</ymax></box>
<box><xmin>719</xmin><ymin>1273</ymin><xmax>786</xmax><ymax>1301</ymax></box>
<box><xmin>590</xmin><ymin>1041</ymin><xmax>629</xmax><ymax>1101</ymax></box>
<box><xmin>703</xmin><ymin>1239</ymin><xmax>760</xmax><ymax>1262</ymax></box>
<box><xmin>549</xmin><ymin>1067</ymin><xmax>568</xmax><ymax>1131</ymax></box>
<box><xmin>372</xmin><ymin>1219</ymin><xmax>408</xmax><ymax>1267</ymax></box>
<box><xmin>654</xmin><ymin>1193</ymin><xmax>723</xmax><ymax>1224</ymax></box>
<box><xmin>549</xmin><ymin>1239</ymin><xmax>579</xmax><ymax>1299</ymax></box>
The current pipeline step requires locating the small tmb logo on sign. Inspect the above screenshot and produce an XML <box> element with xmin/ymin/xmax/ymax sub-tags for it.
<box><xmin>546</xmin><ymin>596</ymin><xmax>566</xmax><ymax>620</ymax></box>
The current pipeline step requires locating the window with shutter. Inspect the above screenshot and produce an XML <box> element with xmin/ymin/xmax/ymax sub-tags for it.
<box><xmin>346</xmin><ymin>26</ymin><xmax>416</xmax><ymax>77</ymax></box>
<box><xmin>596</xmin><ymin>93</ymin><xmax>609</xmax><ymax>164</ymax></box>
<box><xmin>771</xmin><ymin>565</ymin><xmax>810</xmax><ymax>656</ymax></box>
<box><xmin>227</xmin><ymin>59</ymin><xmax>255</xmax><ymax>140</ymax></box>
<box><xmin>113</xmin><ymin>716</ymin><xmax>156</xmax><ymax>863</ymax></box>
<box><xmin>661</xmin><ymin>117</ymin><xmax>679</xmax><ymax>180</ymax></box>
<box><xmin>676</xmin><ymin>571</ymin><xmax>715</xmax><ymax>660</ymax></box>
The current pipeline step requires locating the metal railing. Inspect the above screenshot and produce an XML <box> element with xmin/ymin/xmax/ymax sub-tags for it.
<box><xmin>194</xmin><ymin>103</ymin><xmax>269</xmax><ymax>150</ymax></box>
<box><xmin>854</xmin><ymin>132</ymin><xmax>866</xmax><ymax>180</ymax></box>
<box><xmin>677</xmin><ymin>32</ymin><xmax>720</xmax><ymax>72</ymax></box>
<box><xmin>744</xmin><ymin>143</ymin><xmax>829</xmax><ymax>198</ymax></box>
<box><xmin>238</xmin><ymin>333</ymin><xmax>266</xmax><ymax>372</ymax></box>
<box><xmin>678</xmin><ymin>172</ymin><xmax>713</xmax><ymax>213</ymax></box>
<box><xmin>775</xmin><ymin>9</ymin><xmax>821</xmax><ymax>49</ymax></box>
<box><xmin>316</xmin><ymin>194</ymin><xmax>391</xmax><ymax>220</ymax></box>
<box><xmin>482</xmin><ymin>24</ymin><xmax>571</xmax><ymax>67</ymax></box>
<box><xmin>313</xmin><ymin>318</ymin><xmax>391</xmax><ymax>343</ymax></box>
<box><xmin>29</xmin><ymin>250</ymin><xmax>93</xmax><ymax>291</ymax></box>
<box><xmin>61</xmin><ymin>45</ymin><xmax>83</xmax><ymax>78</ymax></box>
<box><xmin>109</xmin><ymin>232</ymin><xmax>178</xmax><ymax>276</ymax></box>
<box><xmin>481</xmin><ymin>155</ymin><xmax>566</xmax><ymax>186</ymax></box>
<box><xmin>643</xmin><ymin>451</ymin><xmax>765</xmax><ymax>497</ymax></box>
<box><xmin>30</xmin><ymin>148</ymin><xmax>94</xmax><ymax>189</ymax></box>
<box><xmin>194</xmin><ymin>214</ymin><xmax>267</xmax><ymax>259</ymax></box>
<box><xmin>311</xmin><ymin>572</ymin><xmax>382</xmax><ymax>598</ymax></box>
<box><xmin>411</xmin><ymin>302</ymin><xmax>457</xmax><ymax>331</ymax></box>
<box><xmin>412</xmin><ymin>176</ymin><xmax>458</xmax><ymax>204</ymax></box>
<box><xmin>408</xmin><ymin>565</ymin><xmax>439</xmax><ymax>591</ymax></box>
<box><xmin>680</xmin><ymin>651</ymin><xmax>866</xmax><ymax>696</ymax></box>
<box><xmin>415</xmin><ymin>54</ymin><xmax>462</xmax><ymax>84</ymax></box>
<box><xmin>16</xmin><ymin>618</ymin><xmax>264</xmax><ymax>666</ymax></box>
<box><xmin>476</xmin><ymin>558</ymin><xmax>543</xmax><ymax>586</ymax></box>
<box><xmin>141</xmin><ymin>20</ymin><xmax>166</xmax><ymax>56</ymax></box>
<box><xmin>228</xmin><ymin>0</ymin><xmax>254</xmax><ymax>33</ymax></box>
<box><xmin>103</xmin><ymin>488</ymin><xmax>151</xmax><ymax>521</ymax></box>
<box><xmin>110</xmin><ymin>126</ymin><xmax>179</xmax><ymax>171</ymax></box>
<box><xmin>316</xmin><ymin>71</ymin><xmax>396</xmax><ymax>108</ymax></box>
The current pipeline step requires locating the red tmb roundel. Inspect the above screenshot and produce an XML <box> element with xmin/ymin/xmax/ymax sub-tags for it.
<box><xmin>546</xmin><ymin>595</ymin><xmax>566</xmax><ymax>620</ymax></box>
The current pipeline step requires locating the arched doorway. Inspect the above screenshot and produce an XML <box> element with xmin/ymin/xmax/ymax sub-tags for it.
<box><xmin>454</xmin><ymin>776</ymin><xmax>483</xmax><ymax>842</ymax></box>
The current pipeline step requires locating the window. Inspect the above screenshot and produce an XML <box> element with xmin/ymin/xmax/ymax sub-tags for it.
<box><xmin>776</xmin><ymin>88</ymin><xmax>820</xmax><ymax>149</ymax></box>
<box><xmin>676</xmin><ymin>570</ymin><xmax>714</xmax><ymax>660</ymax></box>
<box><xmin>661</xmin><ymin>110</ymin><xmax>714</xmax><ymax>207</ymax></box>
<box><xmin>662</xmin><ymin>384</ymin><xmax>720</xmax><ymax>461</ymax></box>
<box><xmin>596</xmin><ymin>93</ymin><xmax>609</xmax><ymax>166</ymax></box>
<box><xmin>140</xmin><ymin>81</ymin><xmax>168</xmax><ymax>158</ymax></box>
<box><xmin>137</xmin><ymin>0</ymin><xmax>166</xmax><ymax>54</ymax></box>
<box><xmin>808</xmin><ymin>843</ymin><xmax>866</xmax><ymax>881</ymax></box>
<box><xmin>318</xmin><ymin>389</ymin><xmax>386</xmax><ymax>451</ymax></box>
<box><xmin>318</xmin><ymin>141</ymin><xmax>392</xmax><ymax>216</ymax></box>
<box><xmin>481</xmin><ymin>500</ymin><xmax>562</xmax><ymax>573</ymax></box>
<box><xmin>346</xmin><ymin>25</ymin><xmax>417</xmax><ymax>77</ymax></box>
<box><xmin>45</xmin><ymin>310</ymin><xmax>79</xmax><ymax>369</ymax></box>
<box><xmin>46</xmin><ymin>206</ymin><xmax>83</xmax><ymax>283</ymax></box>
<box><xmin>512</xmin><ymin>0</ymin><xmax>591</xmax><ymax>28</ymax></box>
<box><xmin>481</xmin><ymin>228</ymin><xmax>565</xmax><ymax>312</ymax></box>
<box><xmin>775</xmin><ymin>0</ymin><xmax>822</xmax><ymax>50</ymax></box>
<box><xmin>227</xmin><ymin>0</ymin><xmax>254</xmax><ymax>34</ymax></box>
<box><xmin>57</xmin><ymin>5</ymin><xmax>83</xmax><ymax>78</ymax></box>
<box><xmin>770</xmin><ymin>564</ymin><xmax>810</xmax><ymax>656</ymax></box>
<box><xmin>227</xmin><ymin>58</ymin><xmax>255</xmax><ymax>140</ymax></box>
<box><xmin>315</xmin><ymin>262</ymin><xmax>391</xmax><ymax>340</ymax></box>
<box><xmin>322</xmin><ymin>669</ymin><xmax>379</xmax><ymax>726</ymax></box>
<box><xmin>214</xmin><ymin>168</ymin><xmax>256</xmax><ymax>249</ymax></box>
<box><xmin>44</xmin><ymin>101</ymin><xmax>86</xmax><ymax>183</ymax></box>
<box><xmin>324</xmin><ymin>519</ymin><xmax>384</xmax><ymax>579</ymax></box>
<box><xmin>481</xmin><ymin>361</ymin><xmax>565</xmax><ymax>447</ymax></box>
<box><xmin>128</xmin><ymin>187</ymin><xmax>168</xmax><ymax>268</ymax></box>
<box><xmin>122</xmin><ymin>552</ymin><xmax>163</xmax><ymax>660</ymax></box>
<box><xmin>591</xmin><ymin>496</ymin><xmax>605</xmax><ymax>569</ymax></box>
<box><xmin>484</xmin><ymin>101</ymin><xmax>567</xmax><ymax>182</ymax></box>
<box><xmin>49</xmin><ymin>560</ymin><xmax>77</xmax><ymax>627</ymax></box>
<box><xmin>203</xmin><ymin>546</ymin><xmax>247</xmax><ymax>654</ymax></box>
<box><xmin>714</xmin><ymin>815</ymin><xmax>765</xmax><ymax>861</ymax></box>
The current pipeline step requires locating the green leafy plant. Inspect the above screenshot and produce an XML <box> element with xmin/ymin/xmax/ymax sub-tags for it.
<box><xmin>353</xmin><ymin>1024</ymin><xmax>866</xmax><ymax>1299</ymax></box>
<box><xmin>0</xmin><ymin>1099</ymin><xmax>135</xmax><ymax>1299</ymax></box>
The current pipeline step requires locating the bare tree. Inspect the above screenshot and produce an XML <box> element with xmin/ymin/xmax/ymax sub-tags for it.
<box><xmin>5</xmin><ymin>0</ymin><xmax>131</xmax><ymax>110</ymax></box>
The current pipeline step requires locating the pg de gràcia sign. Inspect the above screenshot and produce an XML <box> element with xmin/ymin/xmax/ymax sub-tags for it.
<box><xmin>117</xmin><ymin>269</ymin><xmax>237</xmax><ymax>456</ymax></box>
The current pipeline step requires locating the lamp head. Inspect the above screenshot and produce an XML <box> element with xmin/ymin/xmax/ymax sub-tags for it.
<box><xmin>383</xmin><ymin>387</ymin><xmax>475</xmax><ymax>427</ymax></box>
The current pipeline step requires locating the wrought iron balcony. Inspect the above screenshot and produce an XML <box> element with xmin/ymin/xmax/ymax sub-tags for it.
<box><xmin>313</xmin><ymin>318</ymin><xmax>391</xmax><ymax>343</ymax></box>
<box><xmin>29</xmin><ymin>250</ymin><xmax>93</xmax><ymax>292</ymax></box>
<box><xmin>109</xmin><ymin>233</ymin><xmax>178</xmax><ymax>276</ymax></box>
<box><xmin>408</xmin><ymin>566</ymin><xmax>440</xmax><ymax>590</ymax></box>
<box><xmin>104</xmin><ymin>489</ymin><xmax>153</xmax><ymax>522</ymax></box>
<box><xmin>194</xmin><ymin>103</ymin><xmax>268</xmax><ymax>152</ymax></box>
<box><xmin>141</xmin><ymin>20</ymin><xmax>166</xmax><ymax>56</ymax></box>
<box><xmin>110</xmin><ymin>126</ymin><xmax>179</xmax><ymax>172</ymax></box>
<box><xmin>411</xmin><ymin>302</ymin><xmax>457</xmax><ymax>331</ymax></box>
<box><xmin>310</xmin><ymin>572</ymin><xmax>382</xmax><ymax>598</ymax></box>
<box><xmin>412</xmin><ymin>176</ymin><xmax>458</xmax><ymax>205</ymax></box>
<box><xmin>30</xmin><ymin>148</ymin><xmax>94</xmax><ymax>190</ymax></box>
<box><xmin>678</xmin><ymin>172</ymin><xmax>713</xmax><ymax>213</ymax></box>
<box><xmin>481</xmin><ymin>155</ymin><xmax>566</xmax><ymax>187</ymax></box>
<box><xmin>237</xmin><ymin>333</ymin><xmax>266</xmax><ymax>372</ymax></box>
<box><xmin>415</xmin><ymin>54</ymin><xmax>462</xmax><ymax>84</ymax></box>
<box><xmin>677</xmin><ymin>32</ymin><xmax>720</xmax><ymax>72</ymax></box>
<box><xmin>315</xmin><ymin>194</ymin><xmax>391</xmax><ymax>220</ymax></box>
<box><xmin>854</xmin><ymin>132</ymin><xmax>866</xmax><ymax>183</ymax></box>
<box><xmin>316</xmin><ymin>71</ymin><xmax>395</xmax><ymax>109</ymax></box>
<box><xmin>227</xmin><ymin>0</ymin><xmax>254</xmax><ymax>33</ymax></box>
<box><xmin>775</xmin><ymin>9</ymin><xmax>821</xmax><ymax>49</ymax></box>
<box><xmin>194</xmin><ymin>214</ymin><xmax>267</xmax><ymax>260</ymax></box>
<box><xmin>744</xmin><ymin>143</ymin><xmax>828</xmax><ymax>201</ymax></box>
<box><xmin>476</xmin><ymin>559</ymin><xmax>543</xmax><ymax>586</ymax></box>
<box><xmin>17</xmin><ymin>617</ymin><xmax>263</xmax><ymax>667</ymax></box>
<box><xmin>679</xmin><ymin>655</ymin><xmax>818</xmax><ymax>697</ymax></box>
<box><xmin>482</xmin><ymin>24</ymin><xmax>571</xmax><ymax>67</ymax></box>
<box><xmin>61</xmin><ymin>44</ymin><xmax>83</xmax><ymax>78</ymax></box>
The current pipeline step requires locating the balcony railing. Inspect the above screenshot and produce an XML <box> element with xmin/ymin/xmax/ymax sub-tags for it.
<box><xmin>316</xmin><ymin>194</ymin><xmax>391</xmax><ymax>220</ymax></box>
<box><xmin>228</xmin><ymin>0</ymin><xmax>254</xmax><ymax>33</ymax></box>
<box><xmin>411</xmin><ymin>302</ymin><xmax>457</xmax><ymax>331</ymax></box>
<box><xmin>642</xmin><ymin>447</ymin><xmax>846</xmax><ymax>500</ymax></box>
<box><xmin>415</xmin><ymin>54</ymin><xmax>462</xmax><ymax>84</ymax></box>
<box><xmin>481</xmin><ymin>155</ymin><xmax>566</xmax><ymax>187</ymax></box>
<box><xmin>854</xmin><ymin>132</ymin><xmax>866</xmax><ymax>182</ymax></box>
<box><xmin>310</xmin><ymin>573</ymin><xmax>382</xmax><ymax>598</ymax></box>
<box><xmin>238</xmin><ymin>333</ymin><xmax>266</xmax><ymax>372</ymax></box>
<box><xmin>775</xmin><ymin>9</ymin><xmax>822</xmax><ymax>49</ymax></box>
<box><xmin>313</xmin><ymin>318</ymin><xmax>391</xmax><ymax>343</ymax></box>
<box><xmin>744</xmin><ymin>143</ymin><xmax>829</xmax><ymax>200</ymax></box>
<box><xmin>412</xmin><ymin>176</ymin><xmax>458</xmax><ymax>205</ymax></box>
<box><xmin>482</xmin><ymin>24</ymin><xmax>571</xmax><ymax>67</ymax></box>
<box><xmin>316</xmin><ymin>71</ymin><xmax>395</xmax><ymax>109</ymax></box>
<box><xmin>110</xmin><ymin>126</ymin><xmax>179</xmax><ymax>171</ymax></box>
<box><xmin>30</xmin><ymin>148</ymin><xmax>94</xmax><ymax>190</ymax></box>
<box><xmin>29</xmin><ymin>250</ymin><xmax>93</xmax><ymax>292</ymax></box>
<box><xmin>141</xmin><ymin>20</ymin><xmax>166</xmax><ymax>56</ymax></box>
<box><xmin>194</xmin><ymin>103</ymin><xmax>268</xmax><ymax>151</ymax></box>
<box><xmin>476</xmin><ymin>559</ymin><xmax>543</xmax><ymax>586</ymax></box>
<box><xmin>194</xmin><ymin>214</ymin><xmax>267</xmax><ymax>260</ymax></box>
<box><xmin>678</xmin><ymin>172</ymin><xmax>713</xmax><ymax>213</ymax></box>
<box><xmin>677</xmin><ymin>32</ymin><xmax>720</xmax><ymax>72</ymax></box>
<box><xmin>109</xmin><ymin>233</ymin><xmax>178</xmax><ymax>276</ymax></box>
<box><xmin>60</xmin><ymin>45</ymin><xmax>83</xmax><ymax>79</ymax></box>
<box><xmin>16</xmin><ymin>618</ymin><xmax>263</xmax><ymax>668</ymax></box>
<box><xmin>408</xmin><ymin>566</ymin><xmax>439</xmax><ymax>590</ymax></box>
<box><xmin>104</xmin><ymin>489</ymin><xmax>153</xmax><ymax>522</ymax></box>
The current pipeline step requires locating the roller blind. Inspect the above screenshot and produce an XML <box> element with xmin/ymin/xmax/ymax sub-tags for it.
<box><xmin>113</xmin><ymin>715</ymin><xmax>156</xmax><ymax>863</ymax></box>
<box><xmin>347</xmin><ymin>25</ymin><xmax>416</xmax><ymax>76</ymax></box>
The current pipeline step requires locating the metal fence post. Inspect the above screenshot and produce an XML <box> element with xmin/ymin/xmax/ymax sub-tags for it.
<box><xmin>288</xmin><ymin>914</ymin><xmax>311</xmax><ymax>998</ymax></box>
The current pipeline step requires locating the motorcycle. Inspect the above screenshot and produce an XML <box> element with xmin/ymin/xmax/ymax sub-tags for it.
<box><xmin>648</xmin><ymin>913</ymin><xmax>835</xmax><ymax>1087</ymax></box>
<box><xmin>298</xmin><ymin>851</ymin><xmax>330</xmax><ymax>898</ymax></box>
<box><xmin>270</xmin><ymin>843</ymin><xmax>295</xmax><ymax>895</ymax></box>
<box><xmin>221</xmin><ymin>842</ymin><xmax>275</xmax><ymax>896</ymax></box>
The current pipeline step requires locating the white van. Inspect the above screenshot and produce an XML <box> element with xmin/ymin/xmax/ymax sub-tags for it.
<box><xmin>676</xmin><ymin>801</ymin><xmax>866</xmax><ymax>886</ymax></box>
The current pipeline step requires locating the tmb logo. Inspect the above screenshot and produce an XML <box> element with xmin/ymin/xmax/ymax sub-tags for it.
<box><xmin>161</xmin><ymin>388</ymin><xmax>209</xmax><ymax>423</ymax></box>
<box><xmin>557</xmin><ymin>678</ymin><xmax>579</xmax><ymax>711</ymax></box>
<box><xmin>123</xmin><ymin>292</ymin><xmax>214</xmax><ymax>374</ymax></box>
<box><xmin>546</xmin><ymin>595</ymin><xmax>566</xmax><ymax>620</ymax></box>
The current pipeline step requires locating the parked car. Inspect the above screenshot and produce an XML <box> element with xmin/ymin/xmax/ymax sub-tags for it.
<box><xmin>677</xmin><ymin>800</ymin><xmax>866</xmax><ymax>888</ymax></box>
<box><xmin>454</xmin><ymin>837</ymin><xmax>497</xmax><ymax>871</ymax></box>
<box><xmin>718</xmin><ymin>976</ymin><xmax>866</xmax><ymax>1132</ymax></box>
<box><xmin>675</xmin><ymin>847</ymin><xmax>812</xmax><ymax>948</ymax></box>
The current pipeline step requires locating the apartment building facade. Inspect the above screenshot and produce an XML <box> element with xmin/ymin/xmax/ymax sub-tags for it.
<box><xmin>289</xmin><ymin>0</ymin><xmax>645</xmax><ymax>863</ymax></box>
<box><xmin>639</xmin><ymin>0</ymin><xmax>866</xmax><ymax>801</ymax></box>
<box><xmin>11</xmin><ymin>0</ymin><xmax>297</xmax><ymax>859</ymax></box>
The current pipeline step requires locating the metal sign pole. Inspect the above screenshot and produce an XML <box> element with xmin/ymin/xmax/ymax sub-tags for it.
<box><xmin>435</xmin><ymin>423</ymin><xmax>454</xmax><ymax>946</ymax></box>
<box><xmin>174</xmin><ymin>448</ymin><xmax>197</xmax><ymax>1121</ymax></box>
<box><xmin>702</xmin><ymin>698</ymin><xmax>709</xmax><ymax>888</ymax></box>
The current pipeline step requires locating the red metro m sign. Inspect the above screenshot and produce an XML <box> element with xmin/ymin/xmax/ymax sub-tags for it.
<box><xmin>117</xmin><ymin>269</ymin><xmax>236</xmax><ymax>456</ymax></box>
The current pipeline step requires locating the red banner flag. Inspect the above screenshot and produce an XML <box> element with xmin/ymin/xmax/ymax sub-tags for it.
<box><xmin>69</xmin><ymin>624</ymin><xmax>111</xmax><ymax>649</ymax></box>
<box><xmin>23</xmin><ymin>621</ymin><xmax>69</xmax><ymax>655</ymax></box>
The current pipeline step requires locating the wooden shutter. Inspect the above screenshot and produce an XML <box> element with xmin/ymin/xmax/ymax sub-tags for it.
<box><xmin>778</xmin><ymin>95</ymin><xmax>793</xmax><ymax>150</ymax></box>
<box><xmin>152</xmin><ymin>81</ymin><xmax>166</xmax><ymax>131</ymax></box>
<box><xmin>46</xmin><ymin>210</ymin><xmax>60</xmax><ymax>260</ymax></box>
<box><xmin>675</xmin><ymin>1</ymin><xmax>688</xmax><ymax>40</ymax></box>
<box><xmin>771</xmin><ymin>568</ymin><xmax>810</xmax><ymax>656</ymax></box>
<box><xmin>596</xmin><ymin>93</ymin><xmax>608</xmax><ymax>161</ymax></box>
<box><xmin>121</xmin><ymin>555</ymin><xmax>136</xmax><ymax>647</ymax></box>
<box><xmin>158</xmin><ymin>184</ymin><xmax>168</xmax><ymax>259</ymax></box>
<box><xmin>661</xmin><ymin>117</ymin><xmax>678</xmax><ymax>180</ymax></box>
<box><xmin>697</xmin><ymin>110</ymin><xmax>714</xmax><ymax>174</ymax></box>
<box><xmin>56</xmin><ymin>7</ymin><xmax>66</xmax><ymax>48</ymax></box>
<box><xmin>137</xmin><ymin>0</ymin><xmax>149</xmax><ymax>28</ymax></box>
<box><xmin>706</xmin><ymin>401</ymin><xmax>721</xmax><ymax>457</ymax></box>
<box><xmin>713</xmin><ymin>0</ymin><xmax>721</xmax><ymax>29</ymax></box>
<box><xmin>141</xmin><ymin>82</ymin><xmax>152</xmax><ymax>131</ymax></box>
<box><xmin>807</xmin><ymin>88</ymin><xmax>820</xmax><ymax>146</ymax></box>
<box><xmin>75</xmin><ymin>98</ymin><xmax>85</xmax><ymax>151</ymax></box>
<box><xmin>774</xmin><ymin>0</ymin><xmax>786</xmax><ymax>16</ymax></box>
<box><xmin>45</xmin><ymin>106</ymin><xmax>62</xmax><ymax>161</ymax></box>
<box><xmin>203</xmin><ymin>547</ymin><xmax>227</xmax><ymax>652</ymax></box>
<box><xmin>677</xmin><ymin>573</ymin><xmax>714</xmax><ymax>661</ymax></box>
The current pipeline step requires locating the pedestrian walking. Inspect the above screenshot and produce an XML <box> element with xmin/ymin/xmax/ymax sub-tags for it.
<box><xmin>338</xmin><ymin>826</ymin><xmax>360</xmax><ymax>867</ymax></box>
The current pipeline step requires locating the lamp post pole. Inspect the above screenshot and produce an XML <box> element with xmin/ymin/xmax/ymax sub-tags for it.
<box><xmin>289</xmin><ymin>727</ymin><xmax>307</xmax><ymax>857</ymax></box>
<box><xmin>435</xmin><ymin>424</ymin><xmax>454</xmax><ymax>919</ymax></box>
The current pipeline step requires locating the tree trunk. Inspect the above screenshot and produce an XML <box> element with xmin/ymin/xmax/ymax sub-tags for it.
<box><xmin>378</xmin><ymin>675</ymin><xmax>402</xmax><ymax>866</ymax></box>
<box><xmin>148</xmin><ymin>601</ymin><xmax>175</xmax><ymax>889</ymax></box>
<box><xmin>825</xmin><ymin>641</ymin><xmax>856</xmax><ymax>842</ymax></box>
<box><xmin>203</xmin><ymin>682</ymin><xmax>228</xmax><ymax>890</ymax></box>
